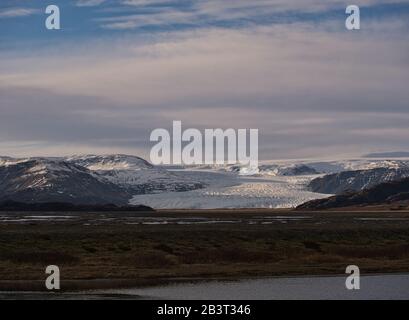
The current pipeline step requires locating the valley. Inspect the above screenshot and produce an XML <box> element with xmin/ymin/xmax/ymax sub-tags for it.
<box><xmin>1</xmin><ymin>209</ymin><xmax>409</xmax><ymax>291</ymax></box>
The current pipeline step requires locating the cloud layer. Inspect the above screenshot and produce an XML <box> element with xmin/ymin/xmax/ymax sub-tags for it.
<box><xmin>0</xmin><ymin>1</ymin><xmax>408</xmax><ymax>159</ymax></box>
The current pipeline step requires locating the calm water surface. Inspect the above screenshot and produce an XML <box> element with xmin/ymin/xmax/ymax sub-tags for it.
<box><xmin>101</xmin><ymin>274</ymin><xmax>409</xmax><ymax>300</ymax></box>
<box><xmin>1</xmin><ymin>274</ymin><xmax>408</xmax><ymax>300</ymax></box>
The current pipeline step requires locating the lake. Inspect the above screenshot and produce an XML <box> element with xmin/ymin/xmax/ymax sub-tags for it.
<box><xmin>1</xmin><ymin>274</ymin><xmax>408</xmax><ymax>300</ymax></box>
<box><xmin>96</xmin><ymin>274</ymin><xmax>409</xmax><ymax>300</ymax></box>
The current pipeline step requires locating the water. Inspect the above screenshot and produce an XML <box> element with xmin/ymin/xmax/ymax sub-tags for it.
<box><xmin>103</xmin><ymin>274</ymin><xmax>409</xmax><ymax>300</ymax></box>
<box><xmin>2</xmin><ymin>274</ymin><xmax>409</xmax><ymax>300</ymax></box>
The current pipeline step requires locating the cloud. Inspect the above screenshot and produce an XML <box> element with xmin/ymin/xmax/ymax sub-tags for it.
<box><xmin>100</xmin><ymin>10</ymin><xmax>196</xmax><ymax>29</ymax></box>
<box><xmin>76</xmin><ymin>0</ymin><xmax>107</xmax><ymax>7</ymax></box>
<box><xmin>3</xmin><ymin>22</ymin><xmax>408</xmax><ymax>110</ymax></box>
<box><xmin>99</xmin><ymin>0</ymin><xmax>409</xmax><ymax>30</ymax></box>
<box><xmin>1</xmin><ymin>2</ymin><xmax>409</xmax><ymax>158</ymax></box>
<box><xmin>121</xmin><ymin>0</ymin><xmax>173</xmax><ymax>6</ymax></box>
<box><xmin>0</xmin><ymin>86</ymin><xmax>155</xmax><ymax>157</ymax></box>
<box><xmin>0</xmin><ymin>8</ymin><xmax>38</xmax><ymax>18</ymax></box>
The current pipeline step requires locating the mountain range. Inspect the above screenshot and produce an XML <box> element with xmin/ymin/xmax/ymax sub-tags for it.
<box><xmin>2</xmin><ymin>154</ymin><xmax>409</xmax><ymax>209</ymax></box>
<box><xmin>298</xmin><ymin>177</ymin><xmax>409</xmax><ymax>210</ymax></box>
<box><xmin>66</xmin><ymin>154</ymin><xmax>204</xmax><ymax>194</ymax></box>
<box><xmin>258</xmin><ymin>164</ymin><xmax>319</xmax><ymax>176</ymax></box>
<box><xmin>0</xmin><ymin>155</ymin><xmax>204</xmax><ymax>205</ymax></box>
<box><xmin>0</xmin><ymin>158</ymin><xmax>130</xmax><ymax>205</ymax></box>
<box><xmin>307</xmin><ymin>167</ymin><xmax>409</xmax><ymax>194</ymax></box>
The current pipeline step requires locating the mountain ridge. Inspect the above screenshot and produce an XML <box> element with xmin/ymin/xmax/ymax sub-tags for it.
<box><xmin>298</xmin><ymin>177</ymin><xmax>409</xmax><ymax>210</ymax></box>
<box><xmin>0</xmin><ymin>155</ymin><xmax>205</xmax><ymax>205</ymax></box>
<box><xmin>307</xmin><ymin>167</ymin><xmax>409</xmax><ymax>194</ymax></box>
<box><xmin>0</xmin><ymin>159</ymin><xmax>130</xmax><ymax>205</ymax></box>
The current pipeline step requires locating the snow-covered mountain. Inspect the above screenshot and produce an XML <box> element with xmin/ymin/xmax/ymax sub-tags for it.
<box><xmin>308</xmin><ymin>167</ymin><xmax>409</xmax><ymax>194</ymax></box>
<box><xmin>299</xmin><ymin>177</ymin><xmax>409</xmax><ymax>210</ymax></box>
<box><xmin>0</xmin><ymin>156</ymin><xmax>28</xmax><ymax>167</ymax></box>
<box><xmin>182</xmin><ymin>163</ymin><xmax>318</xmax><ymax>176</ymax></box>
<box><xmin>258</xmin><ymin>164</ymin><xmax>319</xmax><ymax>176</ymax></box>
<box><xmin>66</xmin><ymin>154</ymin><xmax>204</xmax><ymax>194</ymax></box>
<box><xmin>184</xmin><ymin>159</ymin><xmax>409</xmax><ymax>177</ymax></box>
<box><xmin>0</xmin><ymin>159</ymin><xmax>129</xmax><ymax>205</ymax></box>
<box><xmin>66</xmin><ymin>154</ymin><xmax>153</xmax><ymax>171</ymax></box>
<box><xmin>306</xmin><ymin>159</ymin><xmax>409</xmax><ymax>174</ymax></box>
<box><xmin>2</xmin><ymin>154</ymin><xmax>409</xmax><ymax>208</ymax></box>
<box><xmin>0</xmin><ymin>155</ymin><xmax>205</xmax><ymax>204</ymax></box>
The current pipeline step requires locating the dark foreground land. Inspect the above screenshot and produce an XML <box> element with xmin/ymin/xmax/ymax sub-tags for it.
<box><xmin>1</xmin><ymin>208</ymin><xmax>409</xmax><ymax>291</ymax></box>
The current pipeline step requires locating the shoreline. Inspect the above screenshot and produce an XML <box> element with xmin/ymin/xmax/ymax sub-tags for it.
<box><xmin>2</xmin><ymin>270</ymin><xmax>409</xmax><ymax>292</ymax></box>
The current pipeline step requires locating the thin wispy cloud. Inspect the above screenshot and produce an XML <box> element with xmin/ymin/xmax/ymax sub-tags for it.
<box><xmin>0</xmin><ymin>7</ymin><xmax>38</xmax><ymax>18</ymax></box>
<box><xmin>121</xmin><ymin>0</ymin><xmax>174</xmax><ymax>6</ymax></box>
<box><xmin>99</xmin><ymin>0</ymin><xmax>409</xmax><ymax>30</ymax></box>
<box><xmin>76</xmin><ymin>0</ymin><xmax>107</xmax><ymax>7</ymax></box>
<box><xmin>100</xmin><ymin>10</ymin><xmax>196</xmax><ymax>30</ymax></box>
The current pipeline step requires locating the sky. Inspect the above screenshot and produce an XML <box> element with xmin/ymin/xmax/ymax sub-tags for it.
<box><xmin>0</xmin><ymin>0</ymin><xmax>409</xmax><ymax>160</ymax></box>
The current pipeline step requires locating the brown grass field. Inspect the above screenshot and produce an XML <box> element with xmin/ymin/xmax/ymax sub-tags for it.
<box><xmin>1</xmin><ymin>208</ymin><xmax>409</xmax><ymax>291</ymax></box>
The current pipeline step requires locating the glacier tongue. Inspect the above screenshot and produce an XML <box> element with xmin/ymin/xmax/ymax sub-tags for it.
<box><xmin>130</xmin><ymin>171</ymin><xmax>328</xmax><ymax>209</ymax></box>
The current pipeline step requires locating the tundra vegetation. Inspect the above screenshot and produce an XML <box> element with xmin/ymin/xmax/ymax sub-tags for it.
<box><xmin>0</xmin><ymin>209</ymin><xmax>409</xmax><ymax>291</ymax></box>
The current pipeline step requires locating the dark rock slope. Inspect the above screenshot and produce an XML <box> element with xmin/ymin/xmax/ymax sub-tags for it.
<box><xmin>0</xmin><ymin>159</ymin><xmax>131</xmax><ymax>205</ymax></box>
<box><xmin>298</xmin><ymin>177</ymin><xmax>409</xmax><ymax>210</ymax></box>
